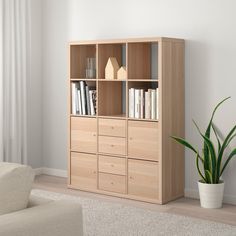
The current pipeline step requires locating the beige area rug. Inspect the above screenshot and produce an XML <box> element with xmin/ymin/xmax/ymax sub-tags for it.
<box><xmin>32</xmin><ymin>189</ymin><xmax>236</xmax><ymax>236</ymax></box>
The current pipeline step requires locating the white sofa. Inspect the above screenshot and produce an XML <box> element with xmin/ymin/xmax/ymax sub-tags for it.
<box><xmin>0</xmin><ymin>195</ymin><xmax>83</xmax><ymax>236</ymax></box>
<box><xmin>0</xmin><ymin>162</ymin><xmax>83</xmax><ymax>236</ymax></box>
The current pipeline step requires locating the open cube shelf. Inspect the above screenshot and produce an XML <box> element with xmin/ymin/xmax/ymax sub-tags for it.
<box><xmin>68</xmin><ymin>37</ymin><xmax>185</xmax><ymax>204</ymax></box>
<box><xmin>70</xmin><ymin>44</ymin><xmax>96</xmax><ymax>79</ymax></box>
<box><xmin>98</xmin><ymin>43</ymin><xmax>126</xmax><ymax>79</ymax></box>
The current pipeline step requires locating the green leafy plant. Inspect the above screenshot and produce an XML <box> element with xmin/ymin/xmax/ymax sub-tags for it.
<box><xmin>172</xmin><ymin>97</ymin><xmax>236</xmax><ymax>184</ymax></box>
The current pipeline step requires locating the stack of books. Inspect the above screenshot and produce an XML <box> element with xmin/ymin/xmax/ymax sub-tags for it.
<box><xmin>71</xmin><ymin>81</ymin><xmax>97</xmax><ymax>116</ymax></box>
<box><xmin>129</xmin><ymin>88</ymin><xmax>159</xmax><ymax>120</ymax></box>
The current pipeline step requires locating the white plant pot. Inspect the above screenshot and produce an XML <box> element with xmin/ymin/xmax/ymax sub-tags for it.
<box><xmin>198</xmin><ymin>181</ymin><xmax>224</xmax><ymax>209</ymax></box>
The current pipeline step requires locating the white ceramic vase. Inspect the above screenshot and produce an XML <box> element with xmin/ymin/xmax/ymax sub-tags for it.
<box><xmin>198</xmin><ymin>181</ymin><xmax>224</xmax><ymax>209</ymax></box>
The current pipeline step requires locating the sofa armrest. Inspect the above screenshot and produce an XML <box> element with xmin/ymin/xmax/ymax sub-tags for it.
<box><xmin>0</xmin><ymin>200</ymin><xmax>83</xmax><ymax>236</ymax></box>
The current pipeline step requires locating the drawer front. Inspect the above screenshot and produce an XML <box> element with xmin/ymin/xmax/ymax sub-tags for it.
<box><xmin>128</xmin><ymin>159</ymin><xmax>159</xmax><ymax>199</ymax></box>
<box><xmin>99</xmin><ymin>136</ymin><xmax>126</xmax><ymax>156</ymax></box>
<box><xmin>99</xmin><ymin>173</ymin><xmax>126</xmax><ymax>194</ymax></box>
<box><xmin>99</xmin><ymin>155</ymin><xmax>126</xmax><ymax>175</ymax></box>
<box><xmin>128</xmin><ymin>121</ymin><xmax>159</xmax><ymax>161</ymax></box>
<box><xmin>99</xmin><ymin>118</ymin><xmax>126</xmax><ymax>137</ymax></box>
<box><xmin>71</xmin><ymin>117</ymin><xmax>97</xmax><ymax>153</ymax></box>
<box><xmin>71</xmin><ymin>152</ymin><xmax>97</xmax><ymax>190</ymax></box>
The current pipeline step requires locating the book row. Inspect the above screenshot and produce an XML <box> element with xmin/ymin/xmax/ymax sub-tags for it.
<box><xmin>71</xmin><ymin>81</ymin><xmax>97</xmax><ymax>115</ymax></box>
<box><xmin>129</xmin><ymin>88</ymin><xmax>159</xmax><ymax>120</ymax></box>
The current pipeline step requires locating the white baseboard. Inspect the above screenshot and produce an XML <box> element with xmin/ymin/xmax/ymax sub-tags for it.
<box><xmin>34</xmin><ymin>167</ymin><xmax>67</xmax><ymax>178</ymax></box>
<box><xmin>185</xmin><ymin>188</ymin><xmax>236</xmax><ymax>205</ymax></box>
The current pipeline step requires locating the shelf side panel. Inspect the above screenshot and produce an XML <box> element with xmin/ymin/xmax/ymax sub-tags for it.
<box><xmin>161</xmin><ymin>40</ymin><xmax>185</xmax><ymax>203</ymax></box>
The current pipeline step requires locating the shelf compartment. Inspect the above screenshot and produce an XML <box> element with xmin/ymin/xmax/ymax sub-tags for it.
<box><xmin>128</xmin><ymin>42</ymin><xmax>158</xmax><ymax>80</ymax></box>
<box><xmin>98</xmin><ymin>81</ymin><xmax>126</xmax><ymax>117</ymax></box>
<box><xmin>70</xmin><ymin>44</ymin><xmax>96</xmax><ymax>79</ymax></box>
<box><xmin>70</xmin><ymin>80</ymin><xmax>97</xmax><ymax>116</ymax></box>
<box><xmin>128</xmin><ymin>81</ymin><xmax>158</xmax><ymax>120</ymax></box>
<box><xmin>98</xmin><ymin>43</ymin><xmax>126</xmax><ymax>79</ymax></box>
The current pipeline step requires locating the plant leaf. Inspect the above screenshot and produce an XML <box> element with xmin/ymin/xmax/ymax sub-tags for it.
<box><xmin>171</xmin><ymin>136</ymin><xmax>198</xmax><ymax>154</ymax></box>
<box><xmin>226</xmin><ymin>133</ymin><xmax>236</xmax><ymax>147</ymax></box>
<box><xmin>193</xmin><ymin>120</ymin><xmax>217</xmax><ymax>183</ymax></box>
<box><xmin>196</xmin><ymin>153</ymin><xmax>206</xmax><ymax>182</ymax></box>
<box><xmin>203</xmin><ymin>97</ymin><xmax>230</xmax><ymax>182</ymax></box>
<box><xmin>216</xmin><ymin>125</ymin><xmax>236</xmax><ymax>182</ymax></box>
<box><xmin>220</xmin><ymin>148</ymin><xmax>236</xmax><ymax>176</ymax></box>
<box><xmin>212</xmin><ymin>124</ymin><xmax>221</xmax><ymax>154</ymax></box>
<box><xmin>205</xmin><ymin>170</ymin><xmax>213</xmax><ymax>183</ymax></box>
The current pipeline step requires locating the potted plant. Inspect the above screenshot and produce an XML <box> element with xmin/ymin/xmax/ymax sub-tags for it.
<box><xmin>172</xmin><ymin>97</ymin><xmax>236</xmax><ymax>208</ymax></box>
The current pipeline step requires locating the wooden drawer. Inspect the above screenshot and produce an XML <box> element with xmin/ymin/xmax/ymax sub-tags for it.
<box><xmin>71</xmin><ymin>117</ymin><xmax>97</xmax><ymax>153</ymax></box>
<box><xmin>128</xmin><ymin>159</ymin><xmax>159</xmax><ymax>199</ymax></box>
<box><xmin>99</xmin><ymin>173</ymin><xmax>126</xmax><ymax>194</ymax></box>
<box><xmin>99</xmin><ymin>118</ymin><xmax>126</xmax><ymax>137</ymax></box>
<box><xmin>128</xmin><ymin>121</ymin><xmax>159</xmax><ymax>161</ymax></box>
<box><xmin>99</xmin><ymin>155</ymin><xmax>126</xmax><ymax>175</ymax></box>
<box><xmin>71</xmin><ymin>152</ymin><xmax>97</xmax><ymax>190</ymax></box>
<box><xmin>99</xmin><ymin>136</ymin><xmax>126</xmax><ymax>156</ymax></box>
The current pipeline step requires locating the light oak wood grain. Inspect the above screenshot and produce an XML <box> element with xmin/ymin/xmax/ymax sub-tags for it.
<box><xmin>99</xmin><ymin>118</ymin><xmax>126</xmax><ymax>137</ymax></box>
<box><xmin>71</xmin><ymin>117</ymin><xmax>97</xmax><ymax>153</ymax></box>
<box><xmin>99</xmin><ymin>155</ymin><xmax>126</xmax><ymax>175</ymax></box>
<box><xmin>99</xmin><ymin>173</ymin><xmax>126</xmax><ymax>194</ymax></box>
<box><xmin>160</xmin><ymin>41</ymin><xmax>185</xmax><ymax>203</ymax></box>
<box><xmin>70</xmin><ymin>44</ymin><xmax>96</xmax><ymax>78</ymax></box>
<box><xmin>71</xmin><ymin>152</ymin><xmax>97</xmax><ymax>190</ymax></box>
<box><xmin>99</xmin><ymin>136</ymin><xmax>126</xmax><ymax>156</ymax></box>
<box><xmin>128</xmin><ymin>43</ymin><xmax>151</xmax><ymax>79</ymax></box>
<box><xmin>128</xmin><ymin>159</ymin><xmax>159</xmax><ymax>200</ymax></box>
<box><xmin>98</xmin><ymin>81</ymin><xmax>123</xmax><ymax>116</ymax></box>
<box><xmin>128</xmin><ymin>121</ymin><xmax>159</xmax><ymax>161</ymax></box>
<box><xmin>68</xmin><ymin>38</ymin><xmax>185</xmax><ymax>204</ymax></box>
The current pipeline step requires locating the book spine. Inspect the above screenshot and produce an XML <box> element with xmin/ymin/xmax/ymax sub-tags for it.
<box><xmin>147</xmin><ymin>89</ymin><xmax>152</xmax><ymax>119</ymax></box>
<box><xmin>151</xmin><ymin>89</ymin><xmax>156</xmax><ymax>119</ymax></box>
<box><xmin>145</xmin><ymin>91</ymin><xmax>150</xmax><ymax>119</ymax></box>
<box><xmin>129</xmin><ymin>88</ymin><xmax>135</xmax><ymax>118</ymax></box>
<box><xmin>77</xmin><ymin>89</ymin><xmax>82</xmax><ymax>115</ymax></box>
<box><xmin>134</xmin><ymin>89</ymin><xmax>140</xmax><ymax>119</ymax></box>
<box><xmin>140</xmin><ymin>89</ymin><xmax>144</xmax><ymax>119</ymax></box>
<box><xmin>89</xmin><ymin>90</ymin><xmax>95</xmax><ymax>116</ymax></box>
<box><xmin>85</xmin><ymin>86</ymin><xmax>91</xmax><ymax>115</ymax></box>
<box><xmin>80</xmin><ymin>81</ymin><xmax>86</xmax><ymax>115</ymax></box>
<box><xmin>156</xmin><ymin>88</ymin><xmax>159</xmax><ymax>120</ymax></box>
<box><xmin>71</xmin><ymin>83</ymin><xmax>77</xmax><ymax>115</ymax></box>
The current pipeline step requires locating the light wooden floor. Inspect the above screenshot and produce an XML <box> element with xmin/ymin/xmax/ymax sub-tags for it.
<box><xmin>33</xmin><ymin>175</ymin><xmax>236</xmax><ymax>226</ymax></box>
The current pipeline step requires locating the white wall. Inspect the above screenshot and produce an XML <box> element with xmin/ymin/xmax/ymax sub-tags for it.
<box><xmin>27</xmin><ymin>0</ymin><xmax>43</xmax><ymax>168</ymax></box>
<box><xmin>41</xmin><ymin>0</ymin><xmax>236</xmax><ymax>202</ymax></box>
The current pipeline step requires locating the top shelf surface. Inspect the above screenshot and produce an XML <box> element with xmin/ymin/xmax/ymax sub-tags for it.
<box><xmin>69</xmin><ymin>37</ymin><xmax>184</xmax><ymax>45</ymax></box>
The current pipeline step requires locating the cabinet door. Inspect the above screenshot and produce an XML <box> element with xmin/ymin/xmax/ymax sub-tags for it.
<box><xmin>71</xmin><ymin>152</ymin><xmax>97</xmax><ymax>190</ymax></box>
<box><xmin>128</xmin><ymin>121</ymin><xmax>159</xmax><ymax>161</ymax></box>
<box><xmin>71</xmin><ymin>117</ymin><xmax>97</xmax><ymax>153</ymax></box>
<box><xmin>128</xmin><ymin>159</ymin><xmax>159</xmax><ymax>199</ymax></box>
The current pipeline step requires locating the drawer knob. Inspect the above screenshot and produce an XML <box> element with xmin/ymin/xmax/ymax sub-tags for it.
<box><xmin>93</xmin><ymin>133</ymin><xmax>96</xmax><ymax>137</ymax></box>
<box><xmin>111</xmin><ymin>182</ymin><xmax>114</xmax><ymax>185</ymax></box>
<box><xmin>129</xmin><ymin>176</ymin><xmax>133</xmax><ymax>180</ymax></box>
<box><xmin>111</xmin><ymin>126</ymin><xmax>114</xmax><ymax>130</ymax></box>
<box><xmin>111</xmin><ymin>144</ymin><xmax>114</xmax><ymax>147</ymax></box>
<box><xmin>93</xmin><ymin>171</ymin><xmax>96</xmax><ymax>174</ymax></box>
<box><xmin>129</xmin><ymin>137</ymin><xmax>133</xmax><ymax>140</ymax></box>
<box><xmin>111</xmin><ymin>164</ymin><xmax>114</xmax><ymax>167</ymax></box>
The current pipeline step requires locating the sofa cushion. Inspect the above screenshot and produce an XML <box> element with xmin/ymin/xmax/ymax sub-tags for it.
<box><xmin>0</xmin><ymin>162</ymin><xmax>35</xmax><ymax>215</ymax></box>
